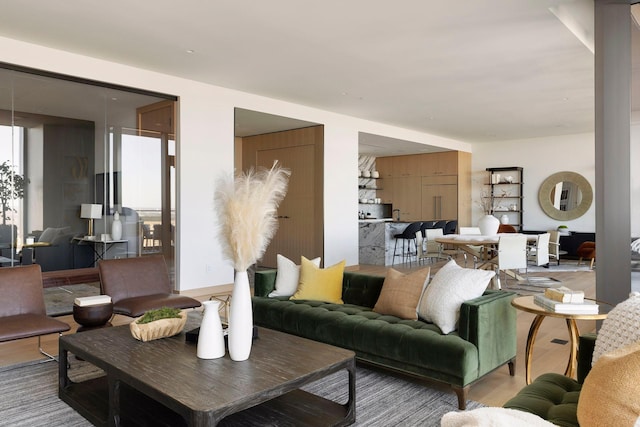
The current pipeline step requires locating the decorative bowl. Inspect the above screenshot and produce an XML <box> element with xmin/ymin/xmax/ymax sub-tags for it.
<box><xmin>130</xmin><ymin>310</ymin><xmax>187</xmax><ymax>342</ymax></box>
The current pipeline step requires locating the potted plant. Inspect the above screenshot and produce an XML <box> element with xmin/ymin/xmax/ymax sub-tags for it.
<box><xmin>0</xmin><ymin>161</ymin><xmax>28</xmax><ymax>226</ymax></box>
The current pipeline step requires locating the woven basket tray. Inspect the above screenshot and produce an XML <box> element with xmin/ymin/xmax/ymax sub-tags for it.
<box><xmin>130</xmin><ymin>311</ymin><xmax>188</xmax><ymax>342</ymax></box>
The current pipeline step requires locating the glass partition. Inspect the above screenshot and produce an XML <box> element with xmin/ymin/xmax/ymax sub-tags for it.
<box><xmin>0</xmin><ymin>64</ymin><xmax>177</xmax><ymax>283</ymax></box>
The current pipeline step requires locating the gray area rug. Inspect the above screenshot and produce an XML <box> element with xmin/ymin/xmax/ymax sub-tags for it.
<box><xmin>43</xmin><ymin>283</ymin><xmax>100</xmax><ymax>316</ymax></box>
<box><xmin>0</xmin><ymin>358</ymin><xmax>483</xmax><ymax>426</ymax></box>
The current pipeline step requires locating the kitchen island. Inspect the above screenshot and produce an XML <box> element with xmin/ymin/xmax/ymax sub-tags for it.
<box><xmin>359</xmin><ymin>220</ymin><xmax>420</xmax><ymax>265</ymax></box>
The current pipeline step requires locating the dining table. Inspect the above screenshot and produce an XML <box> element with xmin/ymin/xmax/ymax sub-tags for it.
<box><xmin>435</xmin><ymin>233</ymin><xmax>540</xmax><ymax>282</ymax></box>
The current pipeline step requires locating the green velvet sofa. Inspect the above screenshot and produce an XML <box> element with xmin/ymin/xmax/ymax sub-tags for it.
<box><xmin>252</xmin><ymin>269</ymin><xmax>517</xmax><ymax>410</ymax></box>
<box><xmin>503</xmin><ymin>334</ymin><xmax>596</xmax><ymax>427</ymax></box>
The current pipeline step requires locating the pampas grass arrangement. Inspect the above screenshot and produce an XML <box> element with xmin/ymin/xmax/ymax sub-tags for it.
<box><xmin>214</xmin><ymin>161</ymin><xmax>291</xmax><ymax>271</ymax></box>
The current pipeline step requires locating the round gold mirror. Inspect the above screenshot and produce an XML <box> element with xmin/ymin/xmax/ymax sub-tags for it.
<box><xmin>538</xmin><ymin>171</ymin><xmax>592</xmax><ymax>221</ymax></box>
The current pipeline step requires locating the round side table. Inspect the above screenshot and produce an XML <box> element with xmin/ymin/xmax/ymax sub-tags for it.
<box><xmin>511</xmin><ymin>295</ymin><xmax>612</xmax><ymax>384</ymax></box>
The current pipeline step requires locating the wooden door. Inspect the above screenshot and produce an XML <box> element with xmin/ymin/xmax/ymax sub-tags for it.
<box><xmin>256</xmin><ymin>145</ymin><xmax>316</xmax><ymax>267</ymax></box>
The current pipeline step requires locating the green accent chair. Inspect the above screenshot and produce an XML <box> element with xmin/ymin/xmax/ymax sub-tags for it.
<box><xmin>503</xmin><ymin>334</ymin><xmax>596</xmax><ymax>427</ymax></box>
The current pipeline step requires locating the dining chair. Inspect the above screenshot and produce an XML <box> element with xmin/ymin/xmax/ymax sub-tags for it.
<box><xmin>528</xmin><ymin>233</ymin><xmax>550</xmax><ymax>267</ymax></box>
<box><xmin>415</xmin><ymin>229</ymin><xmax>449</xmax><ymax>264</ymax></box>
<box><xmin>548</xmin><ymin>230</ymin><xmax>568</xmax><ymax>266</ymax></box>
<box><xmin>459</xmin><ymin>227</ymin><xmax>483</xmax><ymax>267</ymax></box>
<box><xmin>497</xmin><ymin>224</ymin><xmax>517</xmax><ymax>233</ymax></box>
<box><xmin>493</xmin><ymin>234</ymin><xmax>528</xmax><ymax>289</ymax></box>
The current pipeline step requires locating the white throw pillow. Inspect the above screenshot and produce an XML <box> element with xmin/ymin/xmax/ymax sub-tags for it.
<box><xmin>592</xmin><ymin>291</ymin><xmax>640</xmax><ymax>365</ymax></box>
<box><xmin>268</xmin><ymin>254</ymin><xmax>321</xmax><ymax>297</ymax></box>
<box><xmin>417</xmin><ymin>259</ymin><xmax>494</xmax><ymax>334</ymax></box>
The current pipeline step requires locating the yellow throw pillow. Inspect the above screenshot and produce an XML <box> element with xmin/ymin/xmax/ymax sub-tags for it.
<box><xmin>577</xmin><ymin>341</ymin><xmax>640</xmax><ymax>427</ymax></box>
<box><xmin>373</xmin><ymin>268</ymin><xmax>430</xmax><ymax>320</ymax></box>
<box><xmin>290</xmin><ymin>257</ymin><xmax>345</xmax><ymax>304</ymax></box>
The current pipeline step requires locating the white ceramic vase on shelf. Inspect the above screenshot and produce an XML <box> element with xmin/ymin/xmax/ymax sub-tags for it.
<box><xmin>478</xmin><ymin>214</ymin><xmax>500</xmax><ymax>236</ymax></box>
<box><xmin>197</xmin><ymin>300</ymin><xmax>225</xmax><ymax>359</ymax></box>
<box><xmin>111</xmin><ymin>211</ymin><xmax>122</xmax><ymax>241</ymax></box>
<box><xmin>228</xmin><ymin>270</ymin><xmax>253</xmax><ymax>361</ymax></box>
<box><xmin>500</xmin><ymin>214</ymin><xmax>509</xmax><ymax>225</ymax></box>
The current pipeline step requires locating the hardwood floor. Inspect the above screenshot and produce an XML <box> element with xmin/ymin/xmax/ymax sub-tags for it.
<box><xmin>0</xmin><ymin>256</ymin><xmax>596</xmax><ymax>410</ymax></box>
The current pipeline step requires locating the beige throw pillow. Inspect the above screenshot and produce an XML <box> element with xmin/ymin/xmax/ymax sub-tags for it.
<box><xmin>577</xmin><ymin>341</ymin><xmax>640</xmax><ymax>427</ymax></box>
<box><xmin>373</xmin><ymin>268</ymin><xmax>430</xmax><ymax>320</ymax></box>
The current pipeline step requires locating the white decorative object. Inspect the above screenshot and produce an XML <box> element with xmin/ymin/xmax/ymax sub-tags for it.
<box><xmin>363</xmin><ymin>170</ymin><xmax>371</xmax><ymax>178</ymax></box>
<box><xmin>371</xmin><ymin>170</ymin><xmax>380</xmax><ymax>178</ymax></box>
<box><xmin>214</xmin><ymin>161</ymin><xmax>290</xmax><ymax>362</ymax></box>
<box><xmin>478</xmin><ymin>214</ymin><xmax>500</xmax><ymax>236</ymax></box>
<box><xmin>500</xmin><ymin>214</ymin><xmax>509</xmax><ymax>224</ymax></box>
<box><xmin>111</xmin><ymin>211</ymin><xmax>122</xmax><ymax>240</ymax></box>
<box><xmin>228</xmin><ymin>270</ymin><xmax>252</xmax><ymax>361</ymax></box>
<box><xmin>197</xmin><ymin>300</ymin><xmax>226</xmax><ymax>359</ymax></box>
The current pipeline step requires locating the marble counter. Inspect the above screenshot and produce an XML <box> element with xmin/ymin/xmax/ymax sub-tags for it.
<box><xmin>359</xmin><ymin>220</ymin><xmax>418</xmax><ymax>265</ymax></box>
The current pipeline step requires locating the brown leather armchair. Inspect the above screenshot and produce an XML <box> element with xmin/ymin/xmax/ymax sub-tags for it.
<box><xmin>98</xmin><ymin>255</ymin><xmax>201</xmax><ymax>317</ymax></box>
<box><xmin>0</xmin><ymin>264</ymin><xmax>71</xmax><ymax>361</ymax></box>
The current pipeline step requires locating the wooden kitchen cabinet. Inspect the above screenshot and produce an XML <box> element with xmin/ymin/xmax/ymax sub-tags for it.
<box><xmin>420</xmin><ymin>151</ymin><xmax>459</xmax><ymax>176</ymax></box>
<box><xmin>372</xmin><ymin>151</ymin><xmax>470</xmax><ymax>224</ymax></box>
<box><xmin>375</xmin><ymin>156</ymin><xmax>394</xmax><ymax>178</ymax></box>
<box><xmin>421</xmin><ymin>176</ymin><xmax>458</xmax><ymax>220</ymax></box>
<box><xmin>392</xmin><ymin>155</ymin><xmax>422</xmax><ymax>177</ymax></box>
<box><xmin>392</xmin><ymin>176</ymin><xmax>422</xmax><ymax>221</ymax></box>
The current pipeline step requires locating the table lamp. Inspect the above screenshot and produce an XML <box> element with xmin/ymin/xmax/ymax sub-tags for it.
<box><xmin>80</xmin><ymin>203</ymin><xmax>103</xmax><ymax>237</ymax></box>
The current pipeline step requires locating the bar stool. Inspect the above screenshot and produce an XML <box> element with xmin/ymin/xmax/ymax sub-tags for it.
<box><xmin>392</xmin><ymin>222</ymin><xmax>422</xmax><ymax>265</ymax></box>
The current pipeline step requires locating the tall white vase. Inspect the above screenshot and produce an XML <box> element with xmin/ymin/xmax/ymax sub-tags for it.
<box><xmin>111</xmin><ymin>211</ymin><xmax>122</xmax><ymax>240</ymax></box>
<box><xmin>228</xmin><ymin>270</ymin><xmax>253</xmax><ymax>361</ymax></box>
<box><xmin>478</xmin><ymin>214</ymin><xmax>500</xmax><ymax>236</ymax></box>
<box><xmin>197</xmin><ymin>300</ymin><xmax>226</xmax><ymax>359</ymax></box>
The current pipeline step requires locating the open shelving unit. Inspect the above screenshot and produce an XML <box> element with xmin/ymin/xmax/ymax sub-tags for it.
<box><xmin>486</xmin><ymin>167</ymin><xmax>523</xmax><ymax>231</ymax></box>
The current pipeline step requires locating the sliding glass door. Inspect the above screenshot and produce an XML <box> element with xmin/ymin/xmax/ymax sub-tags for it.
<box><xmin>0</xmin><ymin>64</ymin><xmax>177</xmax><ymax>283</ymax></box>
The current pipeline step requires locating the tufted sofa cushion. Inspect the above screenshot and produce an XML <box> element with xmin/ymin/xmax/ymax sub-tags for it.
<box><xmin>252</xmin><ymin>296</ymin><xmax>480</xmax><ymax>383</ymax></box>
<box><xmin>503</xmin><ymin>334</ymin><xmax>597</xmax><ymax>427</ymax></box>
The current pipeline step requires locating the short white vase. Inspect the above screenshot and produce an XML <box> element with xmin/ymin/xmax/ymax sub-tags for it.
<box><xmin>197</xmin><ymin>300</ymin><xmax>226</xmax><ymax>359</ymax></box>
<box><xmin>478</xmin><ymin>214</ymin><xmax>500</xmax><ymax>236</ymax></box>
<box><xmin>228</xmin><ymin>270</ymin><xmax>253</xmax><ymax>361</ymax></box>
<box><xmin>111</xmin><ymin>212</ymin><xmax>122</xmax><ymax>241</ymax></box>
<box><xmin>500</xmin><ymin>214</ymin><xmax>509</xmax><ymax>225</ymax></box>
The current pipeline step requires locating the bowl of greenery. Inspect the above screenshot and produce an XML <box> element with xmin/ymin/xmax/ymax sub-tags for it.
<box><xmin>130</xmin><ymin>307</ymin><xmax>187</xmax><ymax>342</ymax></box>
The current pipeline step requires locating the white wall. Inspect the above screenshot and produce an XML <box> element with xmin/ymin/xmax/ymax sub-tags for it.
<box><xmin>472</xmin><ymin>133</ymin><xmax>596</xmax><ymax>232</ymax></box>
<box><xmin>0</xmin><ymin>36</ymin><xmax>472</xmax><ymax>291</ymax></box>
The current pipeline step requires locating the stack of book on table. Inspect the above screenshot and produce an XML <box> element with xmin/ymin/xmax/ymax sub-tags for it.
<box><xmin>533</xmin><ymin>287</ymin><xmax>598</xmax><ymax>314</ymax></box>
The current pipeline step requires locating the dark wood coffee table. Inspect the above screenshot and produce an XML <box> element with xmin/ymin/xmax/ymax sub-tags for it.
<box><xmin>59</xmin><ymin>325</ymin><xmax>355</xmax><ymax>426</ymax></box>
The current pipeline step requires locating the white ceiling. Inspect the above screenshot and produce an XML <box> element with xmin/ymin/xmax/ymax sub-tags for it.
<box><xmin>0</xmin><ymin>0</ymin><xmax>637</xmax><ymax>156</ymax></box>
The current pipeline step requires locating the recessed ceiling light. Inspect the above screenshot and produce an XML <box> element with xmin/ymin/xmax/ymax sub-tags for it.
<box><xmin>186</xmin><ymin>49</ymin><xmax>195</xmax><ymax>54</ymax></box>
